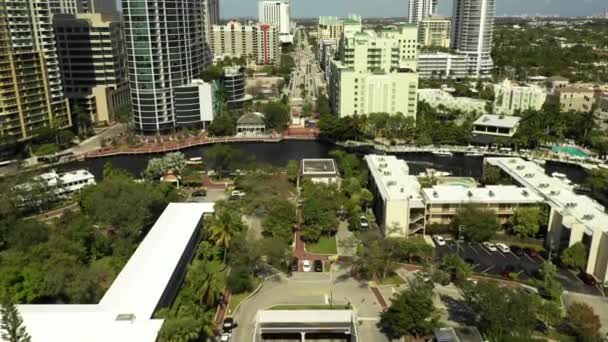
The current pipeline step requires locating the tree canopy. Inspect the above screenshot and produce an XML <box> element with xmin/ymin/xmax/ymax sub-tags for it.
<box><xmin>451</xmin><ymin>205</ymin><xmax>500</xmax><ymax>242</ymax></box>
<box><xmin>560</xmin><ymin>242</ymin><xmax>588</xmax><ymax>270</ymax></box>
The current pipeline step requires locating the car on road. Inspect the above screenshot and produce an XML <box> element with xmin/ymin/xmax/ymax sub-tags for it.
<box><xmin>482</xmin><ymin>242</ymin><xmax>498</xmax><ymax>252</ymax></box>
<box><xmin>230</xmin><ymin>190</ymin><xmax>245</xmax><ymax>198</ymax></box>
<box><xmin>289</xmin><ymin>257</ymin><xmax>299</xmax><ymax>272</ymax></box>
<box><xmin>302</xmin><ymin>260</ymin><xmax>311</xmax><ymax>272</ymax></box>
<box><xmin>496</xmin><ymin>243</ymin><xmax>511</xmax><ymax>253</ymax></box>
<box><xmin>314</xmin><ymin>260</ymin><xmax>323</xmax><ymax>272</ymax></box>
<box><xmin>220</xmin><ymin>333</ymin><xmax>231</xmax><ymax>342</ymax></box>
<box><xmin>433</xmin><ymin>235</ymin><xmax>446</xmax><ymax>246</ymax></box>
<box><xmin>222</xmin><ymin>317</ymin><xmax>235</xmax><ymax>332</ymax></box>
<box><xmin>578</xmin><ymin>272</ymin><xmax>598</xmax><ymax>286</ymax></box>
<box><xmin>359</xmin><ymin>215</ymin><xmax>369</xmax><ymax>229</ymax></box>
<box><xmin>192</xmin><ymin>189</ymin><xmax>207</xmax><ymax>197</ymax></box>
<box><xmin>511</xmin><ymin>245</ymin><xmax>525</xmax><ymax>256</ymax></box>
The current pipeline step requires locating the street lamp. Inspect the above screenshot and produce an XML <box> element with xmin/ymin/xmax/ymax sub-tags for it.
<box><xmin>457</xmin><ymin>225</ymin><xmax>467</xmax><ymax>258</ymax></box>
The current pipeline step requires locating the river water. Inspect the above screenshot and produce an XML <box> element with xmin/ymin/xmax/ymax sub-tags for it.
<box><xmin>58</xmin><ymin>140</ymin><xmax>588</xmax><ymax>184</ymax></box>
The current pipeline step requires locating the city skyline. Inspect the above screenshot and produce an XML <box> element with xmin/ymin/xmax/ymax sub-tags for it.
<box><xmin>219</xmin><ymin>0</ymin><xmax>607</xmax><ymax>18</ymax></box>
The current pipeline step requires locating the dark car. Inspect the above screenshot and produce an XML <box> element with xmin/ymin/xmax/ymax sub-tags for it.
<box><xmin>290</xmin><ymin>257</ymin><xmax>299</xmax><ymax>272</ymax></box>
<box><xmin>524</xmin><ymin>247</ymin><xmax>540</xmax><ymax>258</ymax></box>
<box><xmin>314</xmin><ymin>260</ymin><xmax>323</xmax><ymax>272</ymax></box>
<box><xmin>501</xmin><ymin>265</ymin><xmax>516</xmax><ymax>278</ymax></box>
<box><xmin>192</xmin><ymin>189</ymin><xmax>207</xmax><ymax>197</ymax></box>
<box><xmin>578</xmin><ymin>272</ymin><xmax>598</xmax><ymax>286</ymax></box>
<box><xmin>222</xmin><ymin>317</ymin><xmax>235</xmax><ymax>332</ymax></box>
<box><xmin>511</xmin><ymin>246</ymin><xmax>525</xmax><ymax>256</ymax></box>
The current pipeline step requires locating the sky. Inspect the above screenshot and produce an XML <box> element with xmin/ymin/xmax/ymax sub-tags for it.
<box><xmin>219</xmin><ymin>0</ymin><xmax>608</xmax><ymax>18</ymax></box>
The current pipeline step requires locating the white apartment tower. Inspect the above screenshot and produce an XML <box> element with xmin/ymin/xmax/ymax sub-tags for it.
<box><xmin>49</xmin><ymin>0</ymin><xmax>81</xmax><ymax>14</ymax></box>
<box><xmin>258</xmin><ymin>0</ymin><xmax>292</xmax><ymax>44</ymax></box>
<box><xmin>451</xmin><ymin>0</ymin><xmax>496</xmax><ymax>74</ymax></box>
<box><xmin>123</xmin><ymin>0</ymin><xmax>208</xmax><ymax>132</ymax></box>
<box><xmin>408</xmin><ymin>0</ymin><xmax>438</xmax><ymax>25</ymax></box>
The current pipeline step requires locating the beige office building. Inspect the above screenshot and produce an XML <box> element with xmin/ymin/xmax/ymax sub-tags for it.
<box><xmin>329</xmin><ymin>24</ymin><xmax>419</xmax><ymax>118</ymax></box>
<box><xmin>211</xmin><ymin>21</ymin><xmax>280</xmax><ymax>65</ymax></box>
<box><xmin>0</xmin><ymin>0</ymin><xmax>71</xmax><ymax>141</ymax></box>
<box><xmin>55</xmin><ymin>13</ymin><xmax>128</xmax><ymax>124</ymax></box>
<box><xmin>317</xmin><ymin>14</ymin><xmax>362</xmax><ymax>41</ymax></box>
<box><xmin>418</xmin><ymin>16</ymin><xmax>451</xmax><ymax>48</ymax></box>
<box><xmin>557</xmin><ymin>86</ymin><xmax>595</xmax><ymax>113</ymax></box>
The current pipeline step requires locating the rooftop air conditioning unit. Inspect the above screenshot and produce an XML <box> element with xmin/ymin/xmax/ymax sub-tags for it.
<box><xmin>384</xmin><ymin>171</ymin><xmax>391</xmax><ymax>176</ymax></box>
<box><xmin>489</xmin><ymin>190</ymin><xmax>495</xmax><ymax>197</ymax></box>
<box><xmin>467</xmin><ymin>191</ymin><xmax>473</xmax><ymax>198</ymax></box>
<box><xmin>516</xmin><ymin>165</ymin><xmax>525</xmax><ymax>170</ymax></box>
<box><xmin>522</xmin><ymin>190</ymin><xmax>529</xmax><ymax>197</ymax></box>
<box><xmin>582</xmin><ymin>214</ymin><xmax>594</xmax><ymax>221</ymax></box>
<box><xmin>433</xmin><ymin>191</ymin><xmax>438</xmax><ymax>198</ymax></box>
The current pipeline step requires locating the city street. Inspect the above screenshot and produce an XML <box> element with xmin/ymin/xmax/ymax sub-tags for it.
<box><xmin>287</xmin><ymin>28</ymin><xmax>322</xmax><ymax>102</ymax></box>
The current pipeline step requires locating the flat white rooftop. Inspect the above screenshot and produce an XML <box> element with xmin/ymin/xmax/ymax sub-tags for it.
<box><xmin>5</xmin><ymin>202</ymin><xmax>214</xmax><ymax>342</ymax></box>
<box><xmin>423</xmin><ymin>185</ymin><xmax>543</xmax><ymax>204</ymax></box>
<box><xmin>473</xmin><ymin>114</ymin><xmax>521</xmax><ymax>128</ymax></box>
<box><xmin>301</xmin><ymin>159</ymin><xmax>338</xmax><ymax>176</ymax></box>
<box><xmin>257</xmin><ymin>310</ymin><xmax>353</xmax><ymax>324</ymax></box>
<box><xmin>365</xmin><ymin>155</ymin><xmax>424</xmax><ymax>206</ymax></box>
<box><xmin>487</xmin><ymin>157</ymin><xmax>608</xmax><ymax>235</ymax></box>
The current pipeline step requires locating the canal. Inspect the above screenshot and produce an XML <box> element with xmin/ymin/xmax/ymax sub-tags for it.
<box><xmin>58</xmin><ymin>140</ymin><xmax>589</xmax><ymax>184</ymax></box>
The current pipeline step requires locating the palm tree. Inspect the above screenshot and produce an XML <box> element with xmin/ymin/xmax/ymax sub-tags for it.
<box><xmin>187</xmin><ymin>259</ymin><xmax>226</xmax><ymax>306</ymax></box>
<box><xmin>208</xmin><ymin>210</ymin><xmax>243</xmax><ymax>262</ymax></box>
<box><xmin>1</xmin><ymin>298</ymin><xmax>31</xmax><ymax>342</ymax></box>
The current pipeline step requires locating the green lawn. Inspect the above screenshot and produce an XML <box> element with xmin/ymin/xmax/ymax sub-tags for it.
<box><xmin>269</xmin><ymin>304</ymin><xmax>350</xmax><ymax>310</ymax></box>
<box><xmin>377</xmin><ymin>273</ymin><xmax>406</xmax><ymax>286</ymax></box>
<box><xmin>306</xmin><ymin>236</ymin><xmax>337</xmax><ymax>255</ymax></box>
<box><xmin>226</xmin><ymin>278</ymin><xmax>262</xmax><ymax>315</ymax></box>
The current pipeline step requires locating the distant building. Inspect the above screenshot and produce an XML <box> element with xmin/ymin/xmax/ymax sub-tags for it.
<box><xmin>417</xmin><ymin>52</ymin><xmax>493</xmax><ymax>79</ymax></box>
<box><xmin>317</xmin><ymin>15</ymin><xmax>362</xmax><ymax>41</ymax></box>
<box><xmin>300</xmin><ymin>159</ymin><xmax>341</xmax><ymax>185</ymax></box>
<box><xmin>365</xmin><ymin>155</ymin><xmax>426</xmax><ymax>237</ymax></box>
<box><xmin>211</xmin><ymin>21</ymin><xmax>281</xmax><ymax>65</ymax></box>
<box><xmin>472</xmin><ymin>114</ymin><xmax>521</xmax><ymax>139</ymax></box>
<box><xmin>54</xmin><ymin>13</ymin><xmax>129</xmax><ymax>125</ymax></box>
<box><xmin>236</xmin><ymin>112</ymin><xmax>265</xmax><ymax>136</ymax></box>
<box><xmin>493</xmin><ymin>79</ymin><xmax>547</xmax><ymax>115</ymax></box>
<box><xmin>319</xmin><ymin>39</ymin><xmax>338</xmax><ymax>73</ymax></box>
<box><xmin>418</xmin><ymin>16</ymin><xmax>451</xmax><ymax>49</ymax></box>
<box><xmin>418</xmin><ymin>89</ymin><xmax>488</xmax><ymax>114</ymax></box>
<box><xmin>174</xmin><ymin>80</ymin><xmax>216</xmax><ymax>129</ymax></box>
<box><xmin>547</xmin><ymin>76</ymin><xmax>570</xmax><ymax>93</ymax></box>
<box><xmin>329</xmin><ymin>24</ymin><xmax>419</xmax><ymax>118</ymax></box>
<box><xmin>258</xmin><ymin>0</ymin><xmax>292</xmax><ymax>44</ymax></box>
<box><xmin>80</xmin><ymin>0</ymin><xmax>119</xmax><ymax>13</ymax></box>
<box><xmin>408</xmin><ymin>0</ymin><xmax>438</xmax><ymax>25</ymax></box>
<box><xmin>49</xmin><ymin>0</ymin><xmax>81</xmax><ymax>14</ymax></box>
<box><xmin>423</xmin><ymin>185</ymin><xmax>542</xmax><ymax>226</ymax></box>
<box><xmin>222</xmin><ymin>67</ymin><xmax>253</xmax><ymax>110</ymax></box>
<box><xmin>595</xmin><ymin>93</ymin><xmax>608</xmax><ymax>131</ymax></box>
<box><xmin>556</xmin><ymin>86</ymin><xmax>595</xmax><ymax>113</ymax></box>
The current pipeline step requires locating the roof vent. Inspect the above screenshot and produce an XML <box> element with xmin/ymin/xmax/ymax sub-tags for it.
<box><xmin>549</xmin><ymin>190</ymin><xmax>561</xmax><ymax>196</ymax></box>
<box><xmin>115</xmin><ymin>314</ymin><xmax>136</xmax><ymax>322</ymax></box>
<box><xmin>516</xmin><ymin>165</ymin><xmax>525</xmax><ymax>170</ymax></box>
<box><xmin>508</xmin><ymin>159</ymin><xmax>517</xmax><ymax>164</ymax></box>
<box><xmin>489</xmin><ymin>190</ymin><xmax>495</xmax><ymax>197</ymax></box>
<box><xmin>433</xmin><ymin>191</ymin><xmax>438</xmax><ymax>198</ymax></box>
<box><xmin>524</xmin><ymin>173</ymin><xmax>535</xmax><ymax>178</ymax></box>
<box><xmin>467</xmin><ymin>191</ymin><xmax>473</xmax><ymax>198</ymax></box>
<box><xmin>387</xmin><ymin>180</ymin><xmax>396</xmax><ymax>187</ymax></box>
<box><xmin>566</xmin><ymin>202</ymin><xmax>578</xmax><ymax>208</ymax></box>
<box><xmin>522</xmin><ymin>190</ymin><xmax>529</xmax><ymax>197</ymax></box>
<box><xmin>582</xmin><ymin>214</ymin><xmax>594</xmax><ymax>221</ymax></box>
<box><xmin>379</xmin><ymin>157</ymin><xmax>385</xmax><ymax>162</ymax></box>
<box><xmin>384</xmin><ymin>171</ymin><xmax>391</xmax><ymax>176</ymax></box>
<box><xmin>539</xmin><ymin>183</ymin><xmax>549</xmax><ymax>188</ymax></box>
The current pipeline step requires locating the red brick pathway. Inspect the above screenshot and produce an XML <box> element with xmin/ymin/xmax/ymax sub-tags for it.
<box><xmin>370</xmin><ymin>287</ymin><xmax>389</xmax><ymax>311</ymax></box>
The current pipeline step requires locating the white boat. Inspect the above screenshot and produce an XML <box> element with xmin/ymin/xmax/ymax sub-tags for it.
<box><xmin>465</xmin><ymin>152</ymin><xmax>484</xmax><ymax>157</ymax></box>
<box><xmin>432</xmin><ymin>150</ymin><xmax>453</xmax><ymax>157</ymax></box>
<box><xmin>531</xmin><ymin>158</ymin><xmax>546</xmax><ymax>166</ymax></box>
<box><xmin>186</xmin><ymin>157</ymin><xmax>203</xmax><ymax>165</ymax></box>
<box><xmin>419</xmin><ymin>169</ymin><xmax>452</xmax><ymax>178</ymax></box>
<box><xmin>551</xmin><ymin>172</ymin><xmax>567</xmax><ymax>179</ymax></box>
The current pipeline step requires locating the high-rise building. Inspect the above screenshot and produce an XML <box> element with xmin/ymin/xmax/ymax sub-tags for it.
<box><xmin>54</xmin><ymin>13</ymin><xmax>129</xmax><ymax>124</ymax></box>
<box><xmin>417</xmin><ymin>0</ymin><xmax>495</xmax><ymax>79</ymax></box>
<box><xmin>317</xmin><ymin>15</ymin><xmax>362</xmax><ymax>41</ymax></box>
<box><xmin>49</xmin><ymin>0</ymin><xmax>81</xmax><ymax>14</ymax></box>
<box><xmin>202</xmin><ymin>0</ymin><xmax>219</xmax><ymax>67</ymax></box>
<box><xmin>258</xmin><ymin>0</ymin><xmax>292</xmax><ymax>44</ymax></box>
<box><xmin>80</xmin><ymin>0</ymin><xmax>119</xmax><ymax>14</ymax></box>
<box><xmin>418</xmin><ymin>16</ymin><xmax>450</xmax><ymax>48</ymax></box>
<box><xmin>0</xmin><ymin>0</ymin><xmax>71</xmax><ymax>141</ymax></box>
<box><xmin>123</xmin><ymin>0</ymin><xmax>208</xmax><ymax>132</ymax></box>
<box><xmin>408</xmin><ymin>0</ymin><xmax>438</xmax><ymax>25</ymax></box>
<box><xmin>329</xmin><ymin>24</ymin><xmax>419</xmax><ymax>118</ymax></box>
<box><xmin>211</xmin><ymin>21</ymin><xmax>280</xmax><ymax>65</ymax></box>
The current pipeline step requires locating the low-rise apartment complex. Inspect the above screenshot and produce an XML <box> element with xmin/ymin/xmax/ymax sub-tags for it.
<box><xmin>493</xmin><ymin>79</ymin><xmax>547</xmax><ymax>115</ymax></box>
<box><xmin>211</xmin><ymin>21</ymin><xmax>280</xmax><ymax>65</ymax></box>
<box><xmin>556</xmin><ymin>86</ymin><xmax>595</xmax><ymax>113</ymax></box>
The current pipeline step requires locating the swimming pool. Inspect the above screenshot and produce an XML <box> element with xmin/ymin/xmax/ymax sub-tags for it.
<box><xmin>552</xmin><ymin>146</ymin><xmax>590</xmax><ymax>158</ymax></box>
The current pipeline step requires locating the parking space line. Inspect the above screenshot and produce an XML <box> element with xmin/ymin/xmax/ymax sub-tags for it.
<box><xmin>481</xmin><ymin>265</ymin><xmax>494</xmax><ymax>273</ymax></box>
<box><xmin>524</xmin><ymin>254</ymin><xmax>534</xmax><ymax>263</ymax></box>
<box><xmin>469</xmin><ymin>243</ymin><xmax>480</xmax><ymax>254</ymax></box>
<box><xmin>480</xmin><ymin>246</ymin><xmax>492</xmax><ymax>255</ymax></box>
<box><xmin>510</xmin><ymin>252</ymin><xmax>520</xmax><ymax>261</ymax></box>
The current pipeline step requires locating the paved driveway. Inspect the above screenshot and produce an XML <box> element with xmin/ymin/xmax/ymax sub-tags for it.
<box><xmin>231</xmin><ymin>265</ymin><xmax>389</xmax><ymax>342</ymax></box>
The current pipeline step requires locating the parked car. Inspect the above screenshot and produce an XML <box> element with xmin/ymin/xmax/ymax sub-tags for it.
<box><xmin>482</xmin><ymin>242</ymin><xmax>497</xmax><ymax>252</ymax></box>
<box><xmin>578</xmin><ymin>272</ymin><xmax>598</xmax><ymax>286</ymax></box>
<box><xmin>511</xmin><ymin>245</ymin><xmax>525</xmax><ymax>256</ymax></box>
<box><xmin>524</xmin><ymin>247</ymin><xmax>540</xmax><ymax>258</ymax></box>
<box><xmin>496</xmin><ymin>243</ymin><xmax>511</xmax><ymax>253</ymax></box>
<box><xmin>192</xmin><ymin>189</ymin><xmax>207</xmax><ymax>197</ymax></box>
<box><xmin>302</xmin><ymin>260</ymin><xmax>311</xmax><ymax>272</ymax></box>
<box><xmin>230</xmin><ymin>190</ymin><xmax>245</xmax><ymax>200</ymax></box>
<box><xmin>222</xmin><ymin>317</ymin><xmax>235</xmax><ymax>332</ymax></box>
<box><xmin>500</xmin><ymin>265</ymin><xmax>516</xmax><ymax>278</ymax></box>
<box><xmin>359</xmin><ymin>215</ymin><xmax>369</xmax><ymax>229</ymax></box>
<box><xmin>314</xmin><ymin>260</ymin><xmax>323</xmax><ymax>272</ymax></box>
<box><xmin>289</xmin><ymin>257</ymin><xmax>299</xmax><ymax>272</ymax></box>
<box><xmin>220</xmin><ymin>333</ymin><xmax>231</xmax><ymax>342</ymax></box>
<box><xmin>433</xmin><ymin>235</ymin><xmax>446</xmax><ymax>246</ymax></box>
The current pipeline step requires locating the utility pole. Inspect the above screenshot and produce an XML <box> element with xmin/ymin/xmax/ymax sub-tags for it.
<box><xmin>457</xmin><ymin>225</ymin><xmax>466</xmax><ymax>258</ymax></box>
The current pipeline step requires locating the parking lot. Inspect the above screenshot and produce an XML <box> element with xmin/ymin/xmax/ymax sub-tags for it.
<box><xmin>436</xmin><ymin>239</ymin><xmax>545</xmax><ymax>280</ymax></box>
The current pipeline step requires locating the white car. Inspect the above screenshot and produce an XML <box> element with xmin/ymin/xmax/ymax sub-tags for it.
<box><xmin>359</xmin><ymin>215</ymin><xmax>369</xmax><ymax>229</ymax></box>
<box><xmin>496</xmin><ymin>243</ymin><xmax>511</xmax><ymax>253</ymax></box>
<box><xmin>220</xmin><ymin>333</ymin><xmax>231</xmax><ymax>342</ymax></box>
<box><xmin>302</xmin><ymin>260</ymin><xmax>311</xmax><ymax>272</ymax></box>
<box><xmin>433</xmin><ymin>235</ymin><xmax>446</xmax><ymax>246</ymax></box>
<box><xmin>482</xmin><ymin>242</ymin><xmax>498</xmax><ymax>252</ymax></box>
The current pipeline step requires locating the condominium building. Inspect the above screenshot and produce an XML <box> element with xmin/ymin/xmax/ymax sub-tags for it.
<box><xmin>556</xmin><ymin>86</ymin><xmax>596</xmax><ymax>113</ymax></box>
<box><xmin>595</xmin><ymin>93</ymin><xmax>608</xmax><ymax>131</ymax></box>
<box><xmin>202</xmin><ymin>0</ymin><xmax>219</xmax><ymax>67</ymax></box>
<box><xmin>78</xmin><ymin>0</ymin><xmax>119</xmax><ymax>13</ymax></box>
<box><xmin>329</xmin><ymin>24</ymin><xmax>419</xmax><ymax>118</ymax></box>
<box><xmin>487</xmin><ymin>157</ymin><xmax>608</xmax><ymax>283</ymax></box>
<box><xmin>49</xmin><ymin>0</ymin><xmax>81</xmax><ymax>14</ymax></box>
<box><xmin>418</xmin><ymin>16</ymin><xmax>451</xmax><ymax>48</ymax></box>
<box><xmin>408</xmin><ymin>0</ymin><xmax>438</xmax><ymax>25</ymax></box>
<box><xmin>317</xmin><ymin>14</ymin><xmax>362</xmax><ymax>41</ymax></box>
<box><xmin>258</xmin><ymin>0</ymin><xmax>292</xmax><ymax>44</ymax></box>
<box><xmin>418</xmin><ymin>0</ymin><xmax>495</xmax><ymax>79</ymax></box>
<box><xmin>211</xmin><ymin>21</ymin><xmax>280</xmax><ymax>65</ymax></box>
<box><xmin>174</xmin><ymin>79</ymin><xmax>216</xmax><ymax>129</ymax></box>
<box><xmin>54</xmin><ymin>13</ymin><xmax>128</xmax><ymax>125</ymax></box>
<box><xmin>423</xmin><ymin>185</ymin><xmax>542</xmax><ymax>226</ymax></box>
<box><xmin>0</xmin><ymin>0</ymin><xmax>71</xmax><ymax>141</ymax></box>
<box><xmin>123</xmin><ymin>0</ymin><xmax>207</xmax><ymax>132</ymax></box>
<box><xmin>417</xmin><ymin>89</ymin><xmax>487</xmax><ymax>114</ymax></box>
<box><xmin>493</xmin><ymin>79</ymin><xmax>547</xmax><ymax>115</ymax></box>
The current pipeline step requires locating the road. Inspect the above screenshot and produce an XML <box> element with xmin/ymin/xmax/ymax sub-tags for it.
<box><xmin>231</xmin><ymin>265</ymin><xmax>389</xmax><ymax>342</ymax></box>
<box><xmin>286</xmin><ymin>28</ymin><xmax>322</xmax><ymax>103</ymax></box>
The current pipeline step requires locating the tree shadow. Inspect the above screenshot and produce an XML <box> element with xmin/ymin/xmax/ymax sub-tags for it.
<box><xmin>439</xmin><ymin>294</ymin><xmax>477</xmax><ymax>326</ymax></box>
